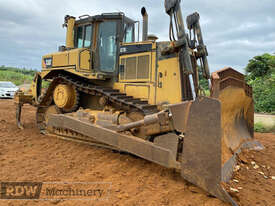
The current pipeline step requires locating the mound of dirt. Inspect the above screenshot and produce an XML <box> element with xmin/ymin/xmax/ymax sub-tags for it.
<box><xmin>224</xmin><ymin>133</ymin><xmax>275</xmax><ymax>206</ymax></box>
<box><xmin>0</xmin><ymin>99</ymin><xmax>274</xmax><ymax>206</ymax></box>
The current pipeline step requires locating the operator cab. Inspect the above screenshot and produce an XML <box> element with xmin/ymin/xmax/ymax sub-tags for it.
<box><xmin>73</xmin><ymin>13</ymin><xmax>136</xmax><ymax>74</ymax></box>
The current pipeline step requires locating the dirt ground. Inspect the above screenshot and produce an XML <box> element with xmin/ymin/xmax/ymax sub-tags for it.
<box><xmin>0</xmin><ymin>99</ymin><xmax>274</xmax><ymax>206</ymax></box>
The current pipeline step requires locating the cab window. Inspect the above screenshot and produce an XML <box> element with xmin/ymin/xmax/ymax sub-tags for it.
<box><xmin>84</xmin><ymin>25</ymin><xmax>93</xmax><ymax>47</ymax></box>
<box><xmin>76</xmin><ymin>25</ymin><xmax>93</xmax><ymax>48</ymax></box>
<box><xmin>76</xmin><ymin>26</ymin><xmax>83</xmax><ymax>48</ymax></box>
<box><xmin>123</xmin><ymin>23</ymin><xmax>134</xmax><ymax>43</ymax></box>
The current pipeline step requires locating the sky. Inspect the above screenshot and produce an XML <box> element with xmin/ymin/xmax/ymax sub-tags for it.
<box><xmin>0</xmin><ymin>0</ymin><xmax>274</xmax><ymax>73</ymax></box>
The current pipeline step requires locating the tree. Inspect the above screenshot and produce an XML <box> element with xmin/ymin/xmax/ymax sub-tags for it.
<box><xmin>245</xmin><ymin>53</ymin><xmax>275</xmax><ymax>80</ymax></box>
<box><xmin>245</xmin><ymin>53</ymin><xmax>275</xmax><ymax>113</ymax></box>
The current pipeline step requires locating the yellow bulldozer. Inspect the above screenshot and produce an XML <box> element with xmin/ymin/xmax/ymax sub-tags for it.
<box><xmin>14</xmin><ymin>0</ymin><xmax>263</xmax><ymax>205</ymax></box>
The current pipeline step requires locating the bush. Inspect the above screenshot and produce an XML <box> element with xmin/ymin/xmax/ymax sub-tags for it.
<box><xmin>247</xmin><ymin>73</ymin><xmax>275</xmax><ymax>113</ymax></box>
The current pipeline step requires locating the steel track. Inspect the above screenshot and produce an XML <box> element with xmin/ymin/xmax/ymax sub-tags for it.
<box><xmin>36</xmin><ymin>73</ymin><xmax>158</xmax><ymax>133</ymax></box>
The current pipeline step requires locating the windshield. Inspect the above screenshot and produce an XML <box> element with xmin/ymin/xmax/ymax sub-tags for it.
<box><xmin>98</xmin><ymin>21</ymin><xmax>117</xmax><ymax>72</ymax></box>
<box><xmin>0</xmin><ymin>82</ymin><xmax>16</xmax><ymax>88</ymax></box>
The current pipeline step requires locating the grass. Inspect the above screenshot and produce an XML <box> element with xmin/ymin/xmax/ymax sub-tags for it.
<box><xmin>0</xmin><ymin>66</ymin><xmax>52</xmax><ymax>89</ymax></box>
<box><xmin>0</xmin><ymin>68</ymin><xmax>35</xmax><ymax>86</ymax></box>
<box><xmin>254</xmin><ymin>122</ymin><xmax>275</xmax><ymax>133</ymax></box>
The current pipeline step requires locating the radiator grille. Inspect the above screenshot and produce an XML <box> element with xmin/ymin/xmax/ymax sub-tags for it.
<box><xmin>120</xmin><ymin>55</ymin><xmax>150</xmax><ymax>80</ymax></box>
<box><xmin>125</xmin><ymin>57</ymin><xmax>136</xmax><ymax>79</ymax></box>
<box><xmin>137</xmin><ymin>55</ymin><xmax>149</xmax><ymax>79</ymax></box>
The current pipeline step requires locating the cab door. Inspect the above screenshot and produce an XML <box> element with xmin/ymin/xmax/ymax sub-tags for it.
<box><xmin>75</xmin><ymin>24</ymin><xmax>93</xmax><ymax>72</ymax></box>
<box><xmin>97</xmin><ymin>21</ymin><xmax>118</xmax><ymax>73</ymax></box>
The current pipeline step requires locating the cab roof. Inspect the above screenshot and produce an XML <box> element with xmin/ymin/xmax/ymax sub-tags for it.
<box><xmin>75</xmin><ymin>12</ymin><xmax>135</xmax><ymax>25</ymax></box>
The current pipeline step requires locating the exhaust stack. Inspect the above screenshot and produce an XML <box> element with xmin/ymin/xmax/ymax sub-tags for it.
<box><xmin>141</xmin><ymin>7</ymin><xmax>148</xmax><ymax>41</ymax></box>
<box><xmin>64</xmin><ymin>15</ymin><xmax>76</xmax><ymax>49</ymax></box>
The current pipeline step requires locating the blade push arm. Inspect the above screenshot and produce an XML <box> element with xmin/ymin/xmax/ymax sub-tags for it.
<box><xmin>187</xmin><ymin>12</ymin><xmax>210</xmax><ymax>80</ymax></box>
<box><xmin>165</xmin><ymin>0</ymin><xmax>192</xmax><ymax>74</ymax></box>
<box><xmin>164</xmin><ymin>0</ymin><xmax>196</xmax><ymax>99</ymax></box>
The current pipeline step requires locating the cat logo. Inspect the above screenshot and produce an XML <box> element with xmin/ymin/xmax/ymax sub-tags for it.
<box><xmin>0</xmin><ymin>182</ymin><xmax>42</xmax><ymax>199</ymax></box>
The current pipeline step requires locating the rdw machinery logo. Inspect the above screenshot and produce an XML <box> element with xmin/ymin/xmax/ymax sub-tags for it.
<box><xmin>0</xmin><ymin>182</ymin><xmax>42</xmax><ymax>199</ymax></box>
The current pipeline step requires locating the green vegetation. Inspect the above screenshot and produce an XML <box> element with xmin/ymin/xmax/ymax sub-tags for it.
<box><xmin>254</xmin><ymin>122</ymin><xmax>267</xmax><ymax>133</ymax></box>
<box><xmin>245</xmin><ymin>53</ymin><xmax>275</xmax><ymax>114</ymax></box>
<box><xmin>198</xmin><ymin>68</ymin><xmax>209</xmax><ymax>90</ymax></box>
<box><xmin>254</xmin><ymin>122</ymin><xmax>275</xmax><ymax>133</ymax></box>
<box><xmin>198</xmin><ymin>67</ymin><xmax>210</xmax><ymax>96</ymax></box>
<box><xmin>0</xmin><ymin>65</ymin><xmax>36</xmax><ymax>86</ymax></box>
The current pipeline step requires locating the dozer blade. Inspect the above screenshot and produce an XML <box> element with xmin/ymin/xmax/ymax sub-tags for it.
<box><xmin>175</xmin><ymin>97</ymin><xmax>238</xmax><ymax>205</ymax></box>
<box><xmin>170</xmin><ymin>97</ymin><xmax>237</xmax><ymax>205</ymax></box>
<box><xmin>169</xmin><ymin>67</ymin><xmax>263</xmax><ymax>205</ymax></box>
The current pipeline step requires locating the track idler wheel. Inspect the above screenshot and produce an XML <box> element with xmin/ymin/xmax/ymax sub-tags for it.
<box><xmin>53</xmin><ymin>84</ymin><xmax>79</xmax><ymax>113</ymax></box>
